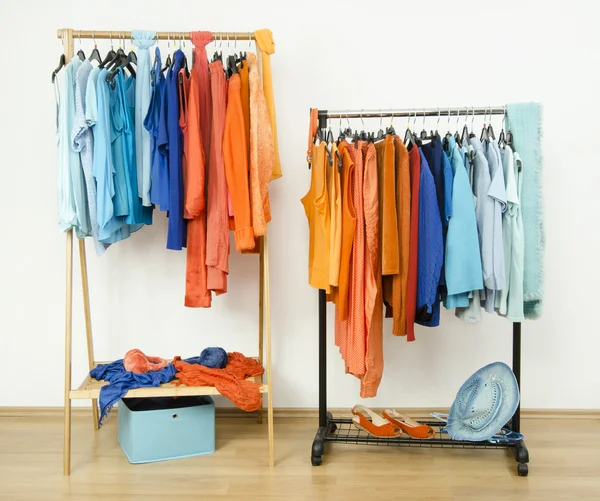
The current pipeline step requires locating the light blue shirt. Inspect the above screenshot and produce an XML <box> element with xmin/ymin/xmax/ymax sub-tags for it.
<box><xmin>72</xmin><ymin>60</ymin><xmax>108</xmax><ymax>256</ymax></box>
<box><xmin>132</xmin><ymin>30</ymin><xmax>156</xmax><ymax>207</ymax></box>
<box><xmin>444</xmin><ymin>137</ymin><xmax>483</xmax><ymax>309</ymax></box>
<box><xmin>59</xmin><ymin>57</ymin><xmax>90</xmax><ymax>238</ymax></box>
<box><xmin>92</xmin><ymin>68</ymin><xmax>127</xmax><ymax>243</ymax></box>
<box><xmin>482</xmin><ymin>139</ymin><xmax>507</xmax><ymax>313</ymax></box>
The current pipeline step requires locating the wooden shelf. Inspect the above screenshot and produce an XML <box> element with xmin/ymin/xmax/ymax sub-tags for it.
<box><xmin>70</xmin><ymin>361</ymin><xmax>268</xmax><ymax>400</ymax></box>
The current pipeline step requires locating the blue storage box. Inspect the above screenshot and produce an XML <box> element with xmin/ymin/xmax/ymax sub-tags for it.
<box><xmin>118</xmin><ymin>396</ymin><xmax>215</xmax><ymax>464</ymax></box>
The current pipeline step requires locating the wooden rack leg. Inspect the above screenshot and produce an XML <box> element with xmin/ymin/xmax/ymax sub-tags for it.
<box><xmin>63</xmin><ymin>230</ymin><xmax>74</xmax><ymax>476</ymax></box>
<box><xmin>78</xmin><ymin>239</ymin><xmax>99</xmax><ymax>430</ymax></box>
<box><xmin>257</xmin><ymin>237</ymin><xmax>265</xmax><ymax>425</ymax></box>
<box><xmin>262</xmin><ymin>233</ymin><xmax>275</xmax><ymax>467</ymax></box>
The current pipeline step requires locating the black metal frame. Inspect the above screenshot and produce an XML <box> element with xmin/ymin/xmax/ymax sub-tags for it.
<box><xmin>310</xmin><ymin>107</ymin><xmax>529</xmax><ymax>476</ymax></box>
<box><xmin>311</xmin><ymin>291</ymin><xmax>530</xmax><ymax>476</ymax></box>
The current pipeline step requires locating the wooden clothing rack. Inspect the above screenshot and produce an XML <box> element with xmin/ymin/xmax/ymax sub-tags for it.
<box><xmin>309</xmin><ymin>107</ymin><xmax>530</xmax><ymax>477</ymax></box>
<box><xmin>57</xmin><ymin>28</ymin><xmax>274</xmax><ymax>476</ymax></box>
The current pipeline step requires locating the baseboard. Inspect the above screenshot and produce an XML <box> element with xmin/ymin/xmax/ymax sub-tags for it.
<box><xmin>1</xmin><ymin>406</ymin><xmax>598</xmax><ymax>420</ymax></box>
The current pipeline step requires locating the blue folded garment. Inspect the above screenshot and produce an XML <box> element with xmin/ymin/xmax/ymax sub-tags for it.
<box><xmin>90</xmin><ymin>359</ymin><xmax>176</xmax><ymax>426</ymax></box>
<box><xmin>185</xmin><ymin>347</ymin><xmax>228</xmax><ymax>369</ymax></box>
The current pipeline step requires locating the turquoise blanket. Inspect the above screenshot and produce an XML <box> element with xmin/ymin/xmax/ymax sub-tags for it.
<box><xmin>507</xmin><ymin>103</ymin><xmax>544</xmax><ymax>319</ymax></box>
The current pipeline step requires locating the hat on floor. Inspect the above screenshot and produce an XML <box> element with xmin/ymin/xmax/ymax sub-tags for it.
<box><xmin>446</xmin><ymin>362</ymin><xmax>520</xmax><ymax>442</ymax></box>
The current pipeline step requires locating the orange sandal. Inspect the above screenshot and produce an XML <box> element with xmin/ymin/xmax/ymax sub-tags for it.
<box><xmin>351</xmin><ymin>405</ymin><xmax>402</xmax><ymax>438</ymax></box>
<box><xmin>382</xmin><ymin>409</ymin><xmax>435</xmax><ymax>439</ymax></box>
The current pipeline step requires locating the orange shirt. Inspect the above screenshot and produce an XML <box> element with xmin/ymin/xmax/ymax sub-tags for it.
<box><xmin>375</xmin><ymin>135</ymin><xmax>399</xmax><ymax>275</ymax></box>
<box><xmin>383</xmin><ymin>137</ymin><xmax>411</xmax><ymax>335</ymax></box>
<box><xmin>301</xmin><ymin>142</ymin><xmax>330</xmax><ymax>292</ymax></box>
<box><xmin>328</xmin><ymin>143</ymin><xmax>342</xmax><ymax>287</ymax></box>
<box><xmin>223</xmin><ymin>73</ymin><xmax>254</xmax><ymax>251</ymax></box>
<box><xmin>206</xmin><ymin>62</ymin><xmax>229</xmax><ymax>295</ymax></box>
<box><xmin>332</xmin><ymin>142</ymin><xmax>356</xmax><ymax>321</ymax></box>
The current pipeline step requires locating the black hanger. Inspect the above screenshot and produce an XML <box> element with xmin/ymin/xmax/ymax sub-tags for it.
<box><xmin>51</xmin><ymin>54</ymin><xmax>66</xmax><ymax>83</ymax></box>
<box><xmin>99</xmin><ymin>47</ymin><xmax>116</xmax><ymax>69</ymax></box>
<box><xmin>487</xmin><ymin>123</ymin><xmax>496</xmax><ymax>140</ymax></box>
<box><xmin>89</xmin><ymin>46</ymin><xmax>102</xmax><ymax>65</ymax></box>
<box><xmin>77</xmin><ymin>48</ymin><xmax>86</xmax><ymax>61</ymax></box>
<box><xmin>506</xmin><ymin>130</ymin><xmax>513</xmax><ymax>147</ymax></box>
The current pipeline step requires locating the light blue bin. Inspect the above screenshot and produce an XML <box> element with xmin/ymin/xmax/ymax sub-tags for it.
<box><xmin>118</xmin><ymin>396</ymin><xmax>215</xmax><ymax>464</ymax></box>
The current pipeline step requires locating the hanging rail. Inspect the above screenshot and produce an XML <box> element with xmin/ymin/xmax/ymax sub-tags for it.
<box><xmin>57</xmin><ymin>29</ymin><xmax>256</xmax><ymax>41</ymax></box>
<box><xmin>318</xmin><ymin>107</ymin><xmax>505</xmax><ymax>120</ymax></box>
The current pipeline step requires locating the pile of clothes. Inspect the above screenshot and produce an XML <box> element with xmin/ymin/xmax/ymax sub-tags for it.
<box><xmin>90</xmin><ymin>347</ymin><xmax>264</xmax><ymax>425</ymax></box>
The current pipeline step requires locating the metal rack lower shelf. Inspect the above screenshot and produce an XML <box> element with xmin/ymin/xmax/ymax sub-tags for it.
<box><xmin>311</xmin><ymin>412</ymin><xmax>529</xmax><ymax>476</ymax></box>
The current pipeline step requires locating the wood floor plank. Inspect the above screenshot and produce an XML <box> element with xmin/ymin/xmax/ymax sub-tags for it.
<box><xmin>0</xmin><ymin>415</ymin><xmax>598</xmax><ymax>500</ymax></box>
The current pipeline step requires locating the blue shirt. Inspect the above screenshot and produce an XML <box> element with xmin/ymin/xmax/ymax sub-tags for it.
<box><xmin>166</xmin><ymin>50</ymin><xmax>187</xmax><ymax>250</ymax></box>
<box><xmin>93</xmin><ymin>69</ymin><xmax>128</xmax><ymax>243</ymax></box>
<box><xmin>156</xmin><ymin>64</ymin><xmax>171</xmax><ymax>212</ymax></box>
<box><xmin>110</xmin><ymin>71</ymin><xmax>145</xmax><ymax>231</ymax></box>
<box><xmin>443</xmin><ymin>137</ymin><xmax>484</xmax><ymax>309</ymax></box>
<box><xmin>415</xmin><ymin>148</ymin><xmax>443</xmax><ymax>327</ymax></box>
<box><xmin>145</xmin><ymin>48</ymin><xmax>168</xmax><ymax>210</ymax></box>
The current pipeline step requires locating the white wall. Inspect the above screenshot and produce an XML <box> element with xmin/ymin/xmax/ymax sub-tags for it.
<box><xmin>1</xmin><ymin>0</ymin><xmax>599</xmax><ymax>410</ymax></box>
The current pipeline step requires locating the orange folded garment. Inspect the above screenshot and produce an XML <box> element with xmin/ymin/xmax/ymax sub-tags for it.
<box><xmin>173</xmin><ymin>352</ymin><xmax>264</xmax><ymax>412</ymax></box>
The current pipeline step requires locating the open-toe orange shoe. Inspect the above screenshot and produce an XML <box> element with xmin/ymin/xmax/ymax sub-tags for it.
<box><xmin>382</xmin><ymin>409</ymin><xmax>435</xmax><ymax>439</ymax></box>
<box><xmin>351</xmin><ymin>405</ymin><xmax>402</xmax><ymax>438</ymax></box>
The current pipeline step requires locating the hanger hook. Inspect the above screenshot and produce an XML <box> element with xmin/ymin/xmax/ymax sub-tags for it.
<box><xmin>92</xmin><ymin>30</ymin><xmax>96</xmax><ymax>48</ymax></box>
<box><xmin>248</xmin><ymin>32</ymin><xmax>252</xmax><ymax>48</ymax></box>
<box><xmin>464</xmin><ymin>106</ymin><xmax>468</xmax><ymax>125</ymax></box>
<box><xmin>360</xmin><ymin>109</ymin><xmax>365</xmax><ymax>127</ymax></box>
<box><xmin>380</xmin><ymin>109</ymin><xmax>383</xmax><ymax>128</ymax></box>
<box><xmin>456</xmin><ymin>107</ymin><xmax>460</xmax><ymax>126</ymax></box>
<box><xmin>227</xmin><ymin>32</ymin><xmax>230</xmax><ymax>49</ymax></box>
<box><xmin>234</xmin><ymin>32</ymin><xmax>237</xmax><ymax>49</ymax></box>
<box><xmin>422</xmin><ymin>108</ymin><xmax>426</xmax><ymax>128</ymax></box>
<box><xmin>110</xmin><ymin>31</ymin><xmax>113</xmax><ymax>51</ymax></box>
<box><xmin>389</xmin><ymin>109</ymin><xmax>394</xmax><ymax>126</ymax></box>
<box><xmin>437</xmin><ymin>107</ymin><xmax>441</xmax><ymax>126</ymax></box>
<box><xmin>447</xmin><ymin>107</ymin><xmax>451</xmax><ymax>125</ymax></box>
<box><xmin>502</xmin><ymin>105</ymin><xmax>506</xmax><ymax>129</ymax></box>
<box><xmin>471</xmin><ymin>106</ymin><xmax>475</xmax><ymax>133</ymax></box>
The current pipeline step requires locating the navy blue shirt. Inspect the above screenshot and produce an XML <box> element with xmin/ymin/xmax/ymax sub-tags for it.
<box><xmin>166</xmin><ymin>50</ymin><xmax>187</xmax><ymax>250</ymax></box>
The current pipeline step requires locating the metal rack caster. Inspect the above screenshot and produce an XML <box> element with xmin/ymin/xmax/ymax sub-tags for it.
<box><xmin>517</xmin><ymin>463</ymin><xmax>529</xmax><ymax>476</ymax></box>
<box><xmin>311</xmin><ymin>455</ymin><xmax>322</xmax><ymax>466</ymax></box>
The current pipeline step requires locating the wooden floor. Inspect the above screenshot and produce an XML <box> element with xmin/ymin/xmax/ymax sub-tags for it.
<box><xmin>0</xmin><ymin>413</ymin><xmax>599</xmax><ymax>500</ymax></box>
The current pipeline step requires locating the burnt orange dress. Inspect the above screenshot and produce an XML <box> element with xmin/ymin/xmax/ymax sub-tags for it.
<box><xmin>335</xmin><ymin>141</ymin><xmax>366</xmax><ymax>376</ymax></box>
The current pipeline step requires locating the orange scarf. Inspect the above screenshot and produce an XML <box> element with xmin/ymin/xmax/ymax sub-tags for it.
<box><xmin>173</xmin><ymin>352</ymin><xmax>264</xmax><ymax>412</ymax></box>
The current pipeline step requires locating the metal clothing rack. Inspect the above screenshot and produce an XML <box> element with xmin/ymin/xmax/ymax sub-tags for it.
<box><xmin>310</xmin><ymin>107</ymin><xmax>530</xmax><ymax>477</ymax></box>
<box><xmin>57</xmin><ymin>28</ymin><xmax>274</xmax><ymax>475</ymax></box>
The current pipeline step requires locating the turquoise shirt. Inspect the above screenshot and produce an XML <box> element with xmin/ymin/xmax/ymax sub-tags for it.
<box><xmin>444</xmin><ymin>137</ymin><xmax>483</xmax><ymax>308</ymax></box>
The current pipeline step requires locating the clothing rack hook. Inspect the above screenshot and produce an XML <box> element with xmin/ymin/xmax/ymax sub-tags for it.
<box><xmin>389</xmin><ymin>109</ymin><xmax>394</xmax><ymax>126</ymax></box>
<box><xmin>422</xmin><ymin>108</ymin><xmax>426</xmax><ymax>128</ymax></box>
<box><xmin>471</xmin><ymin>105</ymin><xmax>475</xmax><ymax>133</ymax></box>
<box><xmin>447</xmin><ymin>107</ymin><xmax>451</xmax><ymax>124</ymax></box>
<box><xmin>248</xmin><ymin>32</ymin><xmax>252</xmax><ymax>48</ymax></box>
<box><xmin>360</xmin><ymin>109</ymin><xmax>365</xmax><ymax>127</ymax></box>
<box><xmin>437</xmin><ymin>107</ymin><xmax>441</xmax><ymax>126</ymax></box>
<box><xmin>167</xmin><ymin>31</ymin><xmax>170</xmax><ymax>50</ymax></box>
<box><xmin>110</xmin><ymin>31</ymin><xmax>113</xmax><ymax>51</ymax></box>
<box><xmin>379</xmin><ymin>109</ymin><xmax>383</xmax><ymax>128</ymax></box>
<box><xmin>92</xmin><ymin>30</ymin><xmax>96</xmax><ymax>49</ymax></box>
<box><xmin>234</xmin><ymin>32</ymin><xmax>237</xmax><ymax>49</ymax></box>
<box><xmin>464</xmin><ymin>106</ymin><xmax>468</xmax><ymax>126</ymax></box>
<box><xmin>502</xmin><ymin>105</ymin><xmax>507</xmax><ymax>128</ymax></box>
<box><xmin>456</xmin><ymin>107</ymin><xmax>460</xmax><ymax>127</ymax></box>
